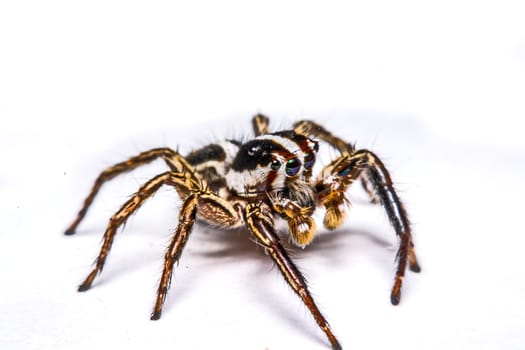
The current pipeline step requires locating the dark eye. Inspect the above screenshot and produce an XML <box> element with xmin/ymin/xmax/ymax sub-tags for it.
<box><xmin>304</xmin><ymin>152</ymin><xmax>315</xmax><ymax>169</ymax></box>
<box><xmin>285</xmin><ymin>158</ymin><xmax>301</xmax><ymax>176</ymax></box>
<box><xmin>338</xmin><ymin>167</ymin><xmax>350</xmax><ymax>177</ymax></box>
<box><xmin>247</xmin><ymin>145</ymin><xmax>260</xmax><ymax>156</ymax></box>
<box><xmin>270</xmin><ymin>159</ymin><xmax>281</xmax><ymax>171</ymax></box>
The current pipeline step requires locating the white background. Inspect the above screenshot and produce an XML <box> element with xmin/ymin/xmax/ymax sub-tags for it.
<box><xmin>1</xmin><ymin>1</ymin><xmax>524</xmax><ymax>350</ymax></box>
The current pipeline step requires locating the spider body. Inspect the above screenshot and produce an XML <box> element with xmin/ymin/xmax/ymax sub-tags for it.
<box><xmin>65</xmin><ymin>115</ymin><xmax>420</xmax><ymax>350</ymax></box>
<box><xmin>185</xmin><ymin>130</ymin><xmax>320</xmax><ymax>244</ymax></box>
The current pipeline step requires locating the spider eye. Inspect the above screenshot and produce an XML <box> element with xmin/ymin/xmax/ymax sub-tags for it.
<box><xmin>338</xmin><ymin>167</ymin><xmax>351</xmax><ymax>177</ymax></box>
<box><xmin>304</xmin><ymin>152</ymin><xmax>315</xmax><ymax>169</ymax></box>
<box><xmin>270</xmin><ymin>159</ymin><xmax>281</xmax><ymax>171</ymax></box>
<box><xmin>285</xmin><ymin>158</ymin><xmax>301</xmax><ymax>176</ymax></box>
<box><xmin>247</xmin><ymin>145</ymin><xmax>260</xmax><ymax>156</ymax></box>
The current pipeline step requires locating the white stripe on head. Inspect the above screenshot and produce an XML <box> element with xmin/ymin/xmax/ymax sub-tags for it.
<box><xmin>256</xmin><ymin>134</ymin><xmax>304</xmax><ymax>158</ymax></box>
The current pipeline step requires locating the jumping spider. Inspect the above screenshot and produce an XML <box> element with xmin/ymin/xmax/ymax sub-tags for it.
<box><xmin>65</xmin><ymin>114</ymin><xmax>420</xmax><ymax>350</ymax></box>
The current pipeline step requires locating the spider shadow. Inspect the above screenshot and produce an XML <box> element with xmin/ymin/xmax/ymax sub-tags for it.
<box><xmin>72</xmin><ymin>218</ymin><xmax>394</xmax><ymax>348</ymax></box>
<box><xmin>188</xmin><ymin>222</ymin><xmax>394</xmax><ymax>346</ymax></box>
<box><xmin>67</xmin><ymin>220</ymin><xmax>174</xmax><ymax>290</ymax></box>
<box><xmin>194</xmin><ymin>222</ymin><xmax>393</xmax><ymax>264</ymax></box>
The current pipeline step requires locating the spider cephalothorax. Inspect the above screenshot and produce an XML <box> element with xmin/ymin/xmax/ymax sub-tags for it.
<box><xmin>227</xmin><ymin>130</ymin><xmax>318</xmax><ymax>194</ymax></box>
<box><xmin>65</xmin><ymin>114</ymin><xmax>420</xmax><ymax>350</ymax></box>
<box><xmin>224</xmin><ymin>130</ymin><xmax>320</xmax><ymax>246</ymax></box>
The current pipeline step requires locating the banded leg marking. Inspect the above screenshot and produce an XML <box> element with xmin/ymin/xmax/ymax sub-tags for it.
<box><xmin>65</xmin><ymin>147</ymin><xmax>194</xmax><ymax>235</ymax></box>
<box><xmin>245</xmin><ymin>203</ymin><xmax>342</xmax><ymax>350</ymax></box>
<box><xmin>252</xmin><ymin>113</ymin><xmax>270</xmax><ymax>136</ymax></box>
<box><xmin>77</xmin><ymin>172</ymin><xmax>193</xmax><ymax>291</ymax></box>
<box><xmin>321</xmin><ymin>149</ymin><xmax>421</xmax><ymax>305</ymax></box>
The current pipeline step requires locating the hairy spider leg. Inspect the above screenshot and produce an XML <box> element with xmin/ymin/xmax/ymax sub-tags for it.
<box><xmin>356</xmin><ymin>150</ymin><xmax>421</xmax><ymax>304</ymax></box>
<box><xmin>324</xmin><ymin>150</ymin><xmax>420</xmax><ymax>305</ymax></box>
<box><xmin>77</xmin><ymin>171</ymin><xmax>197</xmax><ymax>292</ymax></box>
<box><xmin>293</xmin><ymin>120</ymin><xmax>355</xmax><ymax>154</ymax></box>
<box><xmin>150</xmin><ymin>192</ymin><xmax>199</xmax><ymax>320</ymax></box>
<box><xmin>151</xmin><ymin>190</ymin><xmax>240</xmax><ymax>320</ymax></box>
<box><xmin>294</xmin><ymin>119</ymin><xmax>375</xmax><ymax>199</ymax></box>
<box><xmin>245</xmin><ymin>203</ymin><xmax>342</xmax><ymax>350</ymax></box>
<box><xmin>359</xmin><ymin>170</ymin><xmax>382</xmax><ymax>204</ymax></box>
<box><xmin>65</xmin><ymin>148</ymin><xmax>193</xmax><ymax>235</ymax></box>
<box><xmin>252</xmin><ymin>113</ymin><xmax>270</xmax><ymax>136</ymax></box>
<box><xmin>293</xmin><ymin>120</ymin><xmax>420</xmax><ymax>304</ymax></box>
<box><xmin>314</xmin><ymin>154</ymin><xmax>359</xmax><ymax>230</ymax></box>
<box><xmin>267</xmin><ymin>192</ymin><xmax>317</xmax><ymax>247</ymax></box>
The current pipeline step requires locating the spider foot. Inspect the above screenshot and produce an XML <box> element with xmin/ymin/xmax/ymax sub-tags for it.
<box><xmin>65</xmin><ymin>210</ymin><xmax>86</xmax><ymax>235</ymax></box>
<box><xmin>150</xmin><ymin>311</ymin><xmax>162</xmax><ymax>321</ymax></box>
<box><xmin>390</xmin><ymin>292</ymin><xmax>401</xmax><ymax>306</ymax></box>
<box><xmin>390</xmin><ymin>278</ymin><xmax>402</xmax><ymax>305</ymax></box>
<box><xmin>77</xmin><ymin>270</ymin><xmax>98</xmax><ymax>292</ymax></box>
<box><xmin>77</xmin><ymin>282</ymin><xmax>91</xmax><ymax>292</ymax></box>
<box><xmin>332</xmin><ymin>341</ymin><xmax>343</xmax><ymax>350</ymax></box>
<box><xmin>323</xmin><ymin>325</ymin><xmax>342</xmax><ymax>350</ymax></box>
<box><xmin>408</xmin><ymin>249</ymin><xmax>421</xmax><ymax>273</ymax></box>
<box><xmin>409</xmin><ymin>261</ymin><xmax>421</xmax><ymax>273</ymax></box>
<box><xmin>64</xmin><ymin>228</ymin><xmax>76</xmax><ymax>236</ymax></box>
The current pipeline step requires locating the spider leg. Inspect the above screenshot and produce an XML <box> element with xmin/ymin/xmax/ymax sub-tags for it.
<box><xmin>322</xmin><ymin>150</ymin><xmax>420</xmax><ymax>305</ymax></box>
<box><xmin>314</xmin><ymin>154</ymin><xmax>359</xmax><ymax>230</ymax></box>
<box><xmin>77</xmin><ymin>171</ymin><xmax>196</xmax><ymax>292</ymax></box>
<box><xmin>245</xmin><ymin>203</ymin><xmax>342</xmax><ymax>350</ymax></box>
<box><xmin>252</xmin><ymin>113</ymin><xmax>270</xmax><ymax>136</ymax></box>
<box><xmin>150</xmin><ymin>192</ymin><xmax>199</xmax><ymax>320</ymax></box>
<box><xmin>267</xmin><ymin>191</ymin><xmax>316</xmax><ymax>247</ymax></box>
<box><xmin>356</xmin><ymin>150</ymin><xmax>421</xmax><ymax>304</ymax></box>
<box><xmin>65</xmin><ymin>148</ymin><xmax>193</xmax><ymax>235</ymax></box>
<box><xmin>150</xmin><ymin>190</ymin><xmax>241</xmax><ymax>319</ymax></box>
<box><xmin>359</xmin><ymin>170</ymin><xmax>381</xmax><ymax>204</ymax></box>
<box><xmin>293</xmin><ymin>120</ymin><xmax>354</xmax><ymax>153</ymax></box>
<box><xmin>293</xmin><ymin>120</ymin><xmax>378</xmax><ymax>200</ymax></box>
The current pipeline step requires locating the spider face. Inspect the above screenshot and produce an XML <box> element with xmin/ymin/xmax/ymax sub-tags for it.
<box><xmin>65</xmin><ymin>114</ymin><xmax>420</xmax><ymax>350</ymax></box>
<box><xmin>227</xmin><ymin>131</ymin><xmax>319</xmax><ymax>198</ymax></box>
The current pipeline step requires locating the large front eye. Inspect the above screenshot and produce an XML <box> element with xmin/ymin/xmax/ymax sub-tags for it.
<box><xmin>304</xmin><ymin>152</ymin><xmax>315</xmax><ymax>169</ymax></box>
<box><xmin>285</xmin><ymin>158</ymin><xmax>301</xmax><ymax>176</ymax></box>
